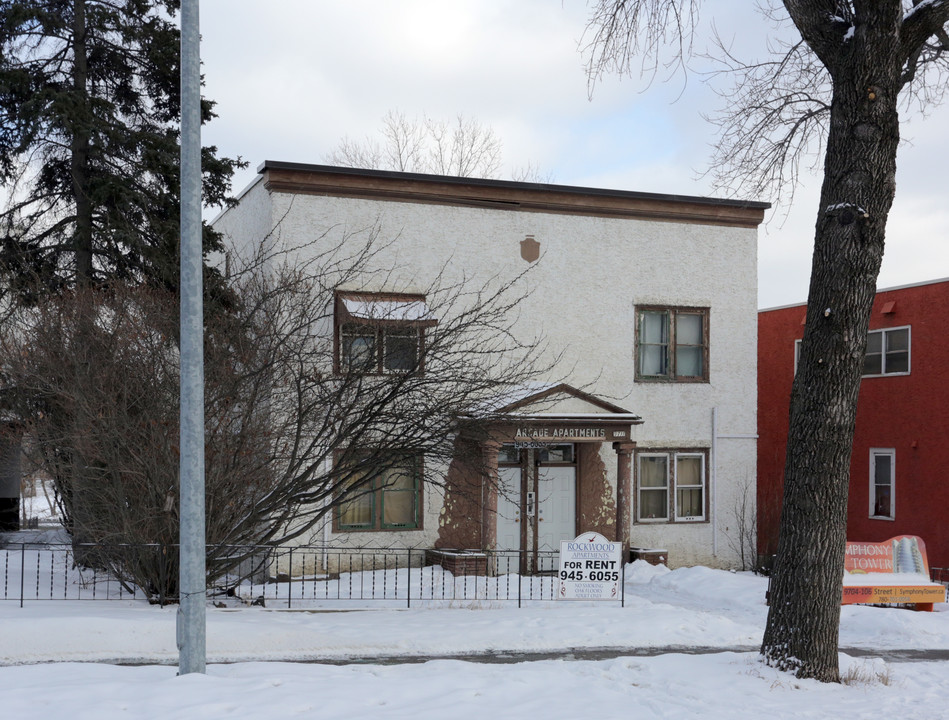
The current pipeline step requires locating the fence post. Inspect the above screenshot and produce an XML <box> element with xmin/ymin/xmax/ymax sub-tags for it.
<box><xmin>288</xmin><ymin>547</ymin><xmax>293</xmax><ymax>609</ymax></box>
<box><xmin>159</xmin><ymin>544</ymin><xmax>166</xmax><ymax>607</ymax></box>
<box><xmin>20</xmin><ymin>543</ymin><xmax>25</xmax><ymax>608</ymax></box>
<box><xmin>407</xmin><ymin>549</ymin><xmax>412</xmax><ymax>609</ymax></box>
<box><xmin>621</xmin><ymin>560</ymin><xmax>625</xmax><ymax>608</ymax></box>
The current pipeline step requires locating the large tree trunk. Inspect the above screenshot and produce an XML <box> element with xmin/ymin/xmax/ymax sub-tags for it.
<box><xmin>761</xmin><ymin>10</ymin><xmax>902</xmax><ymax>682</ymax></box>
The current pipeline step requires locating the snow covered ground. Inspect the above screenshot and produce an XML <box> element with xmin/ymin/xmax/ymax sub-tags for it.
<box><xmin>2</xmin><ymin>560</ymin><xmax>948</xmax><ymax>719</ymax></box>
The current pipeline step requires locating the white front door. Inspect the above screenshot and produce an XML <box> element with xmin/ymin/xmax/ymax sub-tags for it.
<box><xmin>536</xmin><ymin>465</ymin><xmax>576</xmax><ymax>554</ymax></box>
<box><xmin>496</xmin><ymin>466</ymin><xmax>522</xmax><ymax>552</ymax></box>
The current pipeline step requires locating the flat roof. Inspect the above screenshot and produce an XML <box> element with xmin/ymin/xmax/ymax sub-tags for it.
<box><xmin>759</xmin><ymin>276</ymin><xmax>949</xmax><ymax>313</ymax></box>
<box><xmin>256</xmin><ymin>161</ymin><xmax>770</xmax><ymax>229</ymax></box>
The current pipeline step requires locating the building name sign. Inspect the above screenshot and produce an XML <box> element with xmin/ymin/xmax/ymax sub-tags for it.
<box><xmin>514</xmin><ymin>427</ymin><xmax>607</xmax><ymax>442</ymax></box>
<box><xmin>558</xmin><ymin>532</ymin><xmax>622</xmax><ymax>601</ymax></box>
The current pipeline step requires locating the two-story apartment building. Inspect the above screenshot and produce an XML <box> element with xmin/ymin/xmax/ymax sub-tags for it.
<box><xmin>758</xmin><ymin>277</ymin><xmax>949</xmax><ymax>571</ymax></box>
<box><xmin>214</xmin><ymin>162</ymin><xmax>767</xmax><ymax>569</ymax></box>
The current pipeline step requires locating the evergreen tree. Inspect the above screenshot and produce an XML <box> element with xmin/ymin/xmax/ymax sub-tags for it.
<box><xmin>0</xmin><ymin>0</ymin><xmax>243</xmax><ymax>301</ymax></box>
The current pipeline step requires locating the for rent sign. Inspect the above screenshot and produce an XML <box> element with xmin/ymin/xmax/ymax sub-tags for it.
<box><xmin>558</xmin><ymin>533</ymin><xmax>622</xmax><ymax>601</ymax></box>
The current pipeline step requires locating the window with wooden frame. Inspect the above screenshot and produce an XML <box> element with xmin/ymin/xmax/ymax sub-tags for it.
<box><xmin>335</xmin><ymin>291</ymin><xmax>436</xmax><ymax>375</ymax></box>
<box><xmin>336</xmin><ymin>454</ymin><xmax>422</xmax><ymax>531</ymax></box>
<box><xmin>635</xmin><ymin>450</ymin><xmax>708</xmax><ymax>523</ymax></box>
<box><xmin>635</xmin><ymin>306</ymin><xmax>709</xmax><ymax>382</ymax></box>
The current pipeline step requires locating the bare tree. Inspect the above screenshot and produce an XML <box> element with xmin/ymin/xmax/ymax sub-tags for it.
<box><xmin>0</xmin><ymin>224</ymin><xmax>554</xmax><ymax>601</ymax></box>
<box><xmin>723</xmin><ymin>475</ymin><xmax>758</xmax><ymax>572</ymax></box>
<box><xmin>424</xmin><ymin>114</ymin><xmax>503</xmax><ymax>178</ymax></box>
<box><xmin>326</xmin><ymin>109</ymin><xmax>551</xmax><ymax>181</ymax></box>
<box><xmin>583</xmin><ymin>0</ymin><xmax>949</xmax><ymax>681</ymax></box>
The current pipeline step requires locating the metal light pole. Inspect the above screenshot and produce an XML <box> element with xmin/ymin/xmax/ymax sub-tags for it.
<box><xmin>178</xmin><ymin>0</ymin><xmax>206</xmax><ymax>675</ymax></box>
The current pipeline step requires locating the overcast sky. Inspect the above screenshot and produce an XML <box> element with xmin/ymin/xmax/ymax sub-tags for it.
<box><xmin>198</xmin><ymin>1</ymin><xmax>949</xmax><ymax>309</ymax></box>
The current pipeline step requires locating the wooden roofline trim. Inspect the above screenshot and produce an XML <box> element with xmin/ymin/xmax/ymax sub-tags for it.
<box><xmin>495</xmin><ymin>382</ymin><xmax>635</xmax><ymax>416</ymax></box>
<box><xmin>336</xmin><ymin>289</ymin><xmax>428</xmax><ymax>303</ymax></box>
<box><xmin>259</xmin><ymin>162</ymin><xmax>769</xmax><ymax>229</ymax></box>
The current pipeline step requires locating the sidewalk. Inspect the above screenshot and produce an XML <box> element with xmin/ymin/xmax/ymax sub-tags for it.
<box><xmin>2</xmin><ymin>560</ymin><xmax>947</xmax><ymax>666</ymax></box>
<box><xmin>3</xmin><ymin>564</ymin><xmax>949</xmax><ymax>720</ymax></box>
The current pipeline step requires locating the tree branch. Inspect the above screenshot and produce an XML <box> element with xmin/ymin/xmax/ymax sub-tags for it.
<box><xmin>580</xmin><ymin>0</ymin><xmax>700</xmax><ymax>95</ymax></box>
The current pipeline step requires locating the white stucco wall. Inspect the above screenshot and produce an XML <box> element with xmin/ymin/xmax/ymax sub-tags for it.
<box><xmin>212</xmin><ymin>177</ymin><xmax>274</xmax><ymax>268</ymax></box>
<box><xmin>214</xmin><ymin>176</ymin><xmax>758</xmax><ymax>569</ymax></box>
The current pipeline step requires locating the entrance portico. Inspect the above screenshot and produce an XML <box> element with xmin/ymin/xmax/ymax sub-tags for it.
<box><xmin>447</xmin><ymin>384</ymin><xmax>643</xmax><ymax>559</ymax></box>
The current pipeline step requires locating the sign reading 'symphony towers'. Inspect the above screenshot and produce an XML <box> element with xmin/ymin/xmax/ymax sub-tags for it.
<box><xmin>558</xmin><ymin>533</ymin><xmax>622</xmax><ymax>601</ymax></box>
<box><xmin>842</xmin><ymin>535</ymin><xmax>945</xmax><ymax>607</ymax></box>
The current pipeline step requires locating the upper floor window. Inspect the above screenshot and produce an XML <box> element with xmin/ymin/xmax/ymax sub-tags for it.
<box><xmin>794</xmin><ymin>325</ymin><xmax>910</xmax><ymax>378</ymax></box>
<box><xmin>335</xmin><ymin>291</ymin><xmax>436</xmax><ymax>374</ymax></box>
<box><xmin>863</xmin><ymin>327</ymin><xmax>910</xmax><ymax>376</ymax></box>
<box><xmin>636</xmin><ymin>306</ymin><xmax>709</xmax><ymax>382</ymax></box>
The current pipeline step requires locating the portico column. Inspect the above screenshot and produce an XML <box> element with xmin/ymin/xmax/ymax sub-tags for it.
<box><xmin>480</xmin><ymin>440</ymin><xmax>501</xmax><ymax>552</ymax></box>
<box><xmin>613</xmin><ymin>441</ymin><xmax>636</xmax><ymax>546</ymax></box>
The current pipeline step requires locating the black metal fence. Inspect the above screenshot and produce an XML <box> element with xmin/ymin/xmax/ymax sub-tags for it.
<box><xmin>931</xmin><ymin>566</ymin><xmax>949</xmax><ymax>586</ymax></box>
<box><xmin>1</xmin><ymin>542</ymin><xmax>624</xmax><ymax>608</ymax></box>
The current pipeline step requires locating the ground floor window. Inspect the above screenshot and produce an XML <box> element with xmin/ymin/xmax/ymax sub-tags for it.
<box><xmin>636</xmin><ymin>450</ymin><xmax>707</xmax><ymax>523</ymax></box>
<box><xmin>337</xmin><ymin>454</ymin><xmax>421</xmax><ymax>531</ymax></box>
<box><xmin>869</xmin><ymin>448</ymin><xmax>895</xmax><ymax>520</ymax></box>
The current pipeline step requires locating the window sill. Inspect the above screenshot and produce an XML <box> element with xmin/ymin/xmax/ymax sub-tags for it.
<box><xmin>336</xmin><ymin>526</ymin><xmax>423</xmax><ymax>532</ymax></box>
<box><xmin>635</xmin><ymin>377</ymin><xmax>709</xmax><ymax>384</ymax></box>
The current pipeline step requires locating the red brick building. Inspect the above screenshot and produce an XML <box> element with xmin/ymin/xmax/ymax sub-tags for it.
<box><xmin>758</xmin><ymin>277</ymin><xmax>949</xmax><ymax>572</ymax></box>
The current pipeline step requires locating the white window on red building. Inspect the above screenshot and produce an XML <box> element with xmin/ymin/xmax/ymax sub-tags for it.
<box><xmin>869</xmin><ymin>448</ymin><xmax>895</xmax><ymax>520</ymax></box>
